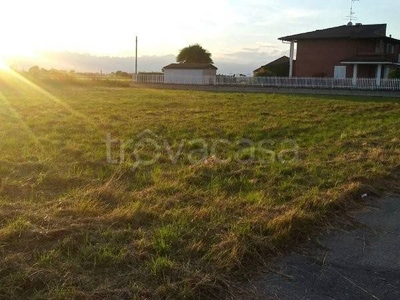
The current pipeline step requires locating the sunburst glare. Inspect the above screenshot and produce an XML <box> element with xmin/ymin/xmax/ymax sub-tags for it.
<box><xmin>0</xmin><ymin>57</ymin><xmax>9</xmax><ymax>71</ymax></box>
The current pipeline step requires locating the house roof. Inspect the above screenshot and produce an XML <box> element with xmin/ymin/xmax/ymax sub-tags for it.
<box><xmin>254</xmin><ymin>56</ymin><xmax>290</xmax><ymax>73</ymax></box>
<box><xmin>163</xmin><ymin>63</ymin><xmax>218</xmax><ymax>70</ymax></box>
<box><xmin>383</xmin><ymin>36</ymin><xmax>400</xmax><ymax>44</ymax></box>
<box><xmin>279</xmin><ymin>24</ymin><xmax>388</xmax><ymax>41</ymax></box>
<box><xmin>341</xmin><ymin>55</ymin><xmax>394</xmax><ymax>64</ymax></box>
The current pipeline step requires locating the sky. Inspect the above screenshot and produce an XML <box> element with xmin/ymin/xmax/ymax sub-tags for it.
<box><xmin>1</xmin><ymin>0</ymin><xmax>400</xmax><ymax>74</ymax></box>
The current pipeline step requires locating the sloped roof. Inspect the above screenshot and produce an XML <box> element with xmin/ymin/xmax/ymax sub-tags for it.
<box><xmin>279</xmin><ymin>24</ymin><xmax>387</xmax><ymax>41</ymax></box>
<box><xmin>163</xmin><ymin>63</ymin><xmax>218</xmax><ymax>70</ymax></box>
<box><xmin>254</xmin><ymin>56</ymin><xmax>290</xmax><ymax>73</ymax></box>
<box><xmin>384</xmin><ymin>36</ymin><xmax>400</xmax><ymax>44</ymax></box>
<box><xmin>265</xmin><ymin>56</ymin><xmax>290</xmax><ymax>67</ymax></box>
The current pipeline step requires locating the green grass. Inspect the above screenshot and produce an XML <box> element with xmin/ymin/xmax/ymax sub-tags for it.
<box><xmin>0</xmin><ymin>71</ymin><xmax>399</xmax><ymax>299</ymax></box>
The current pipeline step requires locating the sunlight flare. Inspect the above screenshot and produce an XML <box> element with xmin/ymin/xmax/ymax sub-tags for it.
<box><xmin>4</xmin><ymin>68</ymin><xmax>98</xmax><ymax>131</ymax></box>
<box><xmin>0</xmin><ymin>57</ymin><xmax>9</xmax><ymax>71</ymax></box>
<box><xmin>0</xmin><ymin>91</ymin><xmax>42</xmax><ymax>148</ymax></box>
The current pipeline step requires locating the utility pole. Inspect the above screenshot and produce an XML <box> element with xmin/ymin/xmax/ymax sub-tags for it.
<box><xmin>135</xmin><ymin>36</ymin><xmax>138</xmax><ymax>77</ymax></box>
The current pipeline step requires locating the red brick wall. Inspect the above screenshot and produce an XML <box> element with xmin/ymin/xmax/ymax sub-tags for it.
<box><xmin>294</xmin><ymin>39</ymin><xmax>376</xmax><ymax>77</ymax></box>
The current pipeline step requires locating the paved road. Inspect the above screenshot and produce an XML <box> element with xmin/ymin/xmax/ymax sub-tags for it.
<box><xmin>251</xmin><ymin>196</ymin><xmax>400</xmax><ymax>300</ymax></box>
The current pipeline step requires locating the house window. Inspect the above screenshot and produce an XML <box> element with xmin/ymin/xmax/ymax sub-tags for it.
<box><xmin>334</xmin><ymin>66</ymin><xmax>347</xmax><ymax>79</ymax></box>
<box><xmin>387</xmin><ymin>44</ymin><xmax>394</xmax><ymax>54</ymax></box>
<box><xmin>375</xmin><ymin>41</ymin><xmax>384</xmax><ymax>54</ymax></box>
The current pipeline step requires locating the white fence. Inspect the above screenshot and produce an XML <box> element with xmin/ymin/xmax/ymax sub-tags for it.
<box><xmin>134</xmin><ymin>74</ymin><xmax>164</xmax><ymax>84</ymax></box>
<box><xmin>133</xmin><ymin>74</ymin><xmax>400</xmax><ymax>91</ymax></box>
<box><xmin>134</xmin><ymin>74</ymin><xmax>216</xmax><ymax>85</ymax></box>
<box><xmin>165</xmin><ymin>75</ymin><xmax>216</xmax><ymax>85</ymax></box>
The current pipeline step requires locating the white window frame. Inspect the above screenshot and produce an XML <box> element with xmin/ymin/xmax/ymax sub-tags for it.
<box><xmin>334</xmin><ymin>66</ymin><xmax>347</xmax><ymax>79</ymax></box>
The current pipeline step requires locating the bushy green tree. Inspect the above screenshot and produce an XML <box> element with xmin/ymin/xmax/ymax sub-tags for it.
<box><xmin>255</xmin><ymin>68</ymin><xmax>275</xmax><ymax>77</ymax></box>
<box><xmin>115</xmin><ymin>70</ymin><xmax>131</xmax><ymax>78</ymax></box>
<box><xmin>388</xmin><ymin>68</ymin><xmax>400</xmax><ymax>79</ymax></box>
<box><xmin>28</xmin><ymin>65</ymin><xmax>40</xmax><ymax>75</ymax></box>
<box><xmin>177</xmin><ymin>44</ymin><xmax>213</xmax><ymax>64</ymax></box>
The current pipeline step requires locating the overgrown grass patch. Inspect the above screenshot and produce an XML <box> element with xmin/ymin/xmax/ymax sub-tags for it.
<box><xmin>0</xmin><ymin>71</ymin><xmax>399</xmax><ymax>298</ymax></box>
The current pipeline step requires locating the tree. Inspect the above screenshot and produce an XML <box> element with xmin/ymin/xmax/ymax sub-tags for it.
<box><xmin>29</xmin><ymin>65</ymin><xmax>40</xmax><ymax>75</ymax></box>
<box><xmin>115</xmin><ymin>70</ymin><xmax>131</xmax><ymax>78</ymax></box>
<box><xmin>388</xmin><ymin>68</ymin><xmax>400</xmax><ymax>79</ymax></box>
<box><xmin>177</xmin><ymin>44</ymin><xmax>213</xmax><ymax>64</ymax></box>
<box><xmin>255</xmin><ymin>67</ymin><xmax>275</xmax><ymax>77</ymax></box>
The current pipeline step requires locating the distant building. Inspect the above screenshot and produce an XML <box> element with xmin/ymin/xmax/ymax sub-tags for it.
<box><xmin>253</xmin><ymin>56</ymin><xmax>291</xmax><ymax>77</ymax></box>
<box><xmin>162</xmin><ymin>63</ymin><xmax>218</xmax><ymax>85</ymax></box>
<box><xmin>279</xmin><ymin>23</ymin><xmax>400</xmax><ymax>84</ymax></box>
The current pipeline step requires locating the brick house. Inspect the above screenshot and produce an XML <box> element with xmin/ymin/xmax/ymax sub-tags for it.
<box><xmin>279</xmin><ymin>23</ymin><xmax>400</xmax><ymax>84</ymax></box>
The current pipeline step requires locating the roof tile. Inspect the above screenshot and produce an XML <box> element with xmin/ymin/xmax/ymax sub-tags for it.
<box><xmin>279</xmin><ymin>24</ymin><xmax>387</xmax><ymax>41</ymax></box>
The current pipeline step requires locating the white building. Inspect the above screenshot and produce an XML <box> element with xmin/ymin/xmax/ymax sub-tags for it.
<box><xmin>162</xmin><ymin>63</ymin><xmax>217</xmax><ymax>85</ymax></box>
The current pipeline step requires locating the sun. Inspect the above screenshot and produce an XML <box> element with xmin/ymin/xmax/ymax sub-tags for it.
<box><xmin>0</xmin><ymin>57</ymin><xmax>10</xmax><ymax>71</ymax></box>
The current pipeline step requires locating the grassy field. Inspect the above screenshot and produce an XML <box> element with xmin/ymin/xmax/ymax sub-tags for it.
<box><xmin>0</xmin><ymin>71</ymin><xmax>399</xmax><ymax>299</ymax></box>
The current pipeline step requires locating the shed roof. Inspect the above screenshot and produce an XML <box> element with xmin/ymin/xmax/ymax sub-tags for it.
<box><xmin>254</xmin><ymin>56</ymin><xmax>290</xmax><ymax>73</ymax></box>
<box><xmin>264</xmin><ymin>56</ymin><xmax>290</xmax><ymax>67</ymax></box>
<box><xmin>163</xmin><ymin>63</ymin><xmax>218</xmax><ymax>70</ymax></box>
<box><xmin>279</xmin><ymin>24</ymin><xmax>387</xmax><ymax>42</ymax></box>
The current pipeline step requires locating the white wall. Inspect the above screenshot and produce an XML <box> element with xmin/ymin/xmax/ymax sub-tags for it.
<box><xmin>164</xmin><ymin>69</ymin><xmax>217</xmax><ymax>85</ymax></box>
<box><xmin>164</xmin><ymin>69</ymin><xmax>203</xmax><ymax>84</ymax></box>
<box><xmin>202</xmin><ymin>69</ymin><xmax>217</xmax><ymax>84</ymax></box>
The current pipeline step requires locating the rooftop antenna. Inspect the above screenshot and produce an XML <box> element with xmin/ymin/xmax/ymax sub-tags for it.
<box><xmin>347</xmin><ymin>0</ymin><xmax>360</xmax><ymax>25</ymax></box>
